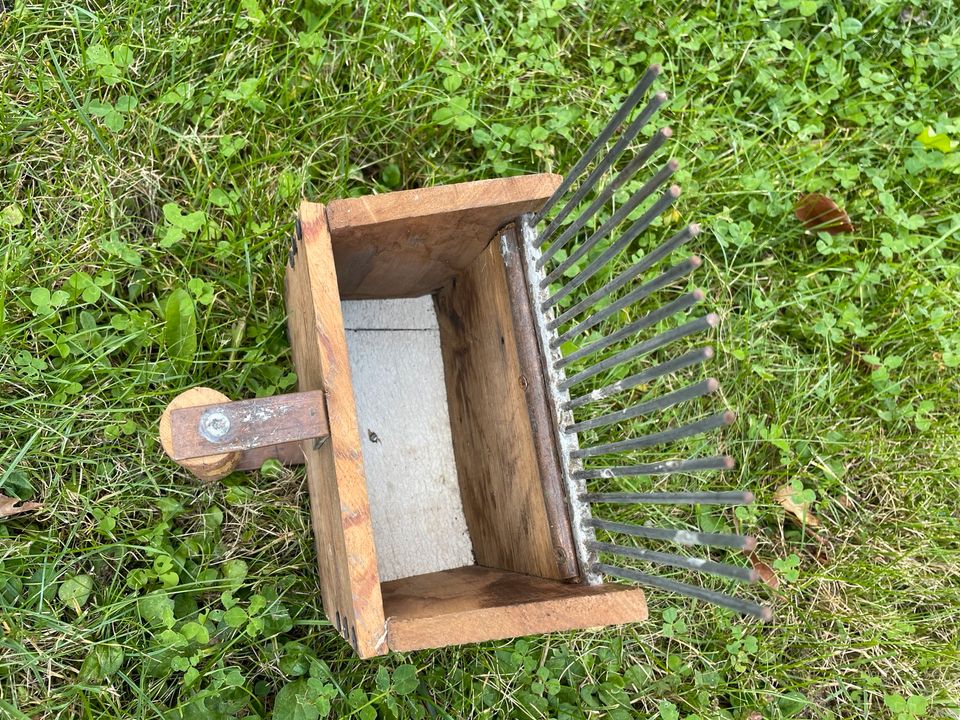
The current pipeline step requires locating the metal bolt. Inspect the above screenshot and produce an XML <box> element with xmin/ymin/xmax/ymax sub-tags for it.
<box><xmin>199</xmin><ymin>409</ymin><xmax>231</xmax><ymax>442</ymax></box>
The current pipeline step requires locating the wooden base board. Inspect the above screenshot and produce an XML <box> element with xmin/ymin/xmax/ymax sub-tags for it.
<box><xmin>341</xmin><ymin>297</ymin><xmax>474</xmax><ymax>582</ymax></box>
<box><xmin>382</xmin><ymin>565</ymin><xmax>647</xmax><ymax>652</ymax></box>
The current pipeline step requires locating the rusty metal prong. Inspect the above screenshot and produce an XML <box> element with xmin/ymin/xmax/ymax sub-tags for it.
<box><xmin>585</xmin><ymin>518</ymin><xmax>756</xmax><ymax>551</ymax></box>
<box><xmin>582</xmin><ymin>489</ymin><xmax>753</xmax><ymax>505</ymax></box>
<box><xmin>542</xmin><ymin>169</ymin><xmax>679</xmax><ymax>289</ymax></box>
<box><xmin>594</xmin><ymin>562</ymin><xmax>773</xmax><ymax>621</ymax></box>
<box><xmin>548</xmin><ymin>224</ymin><xmax>700</xmax><ymax>331</ymax></box>
<box><xmin>535</xmin><ymin>65</ymin><xmax>662</xmax><ymax>224</ymax></box>
<box><xmin>556</xmin><ymin>291</ymin><xmax>704</xmax><ymax>369</ymax></box>
<box><xmin>564</xmin><ymin>346</ymin><xmax>714</xmax><ymax>411</ymax></box>
<box><xmin>539</xmin><ymin>128</ymin><xmax>673</xmax><ymax>264</ymax></box>
<box><xmin>572</xmin><ymin>410</ymin><xmax>735</xmax><ymax>459</ymax></box>
<box><xmin>560</xmin><ymin>314</ymin><xmax>718</xmax><ymax>390</ymax></box>
<box><xmin>565</xmin><ymin>378</ymin><xmax>719</xmax><ymax>434</ymax></box>
<box><xmin>552</xmin><ymin>257</ymin><xmax>702</xmax><ymax>347</ymax></box>
<box><xmin>589</xmin><ymin>541</ymin><xmax>758</xmax><ymax>582</ymax></box>
<box><xmin>574</xmin><ymin>455</ymin><xmax>735</xmax><ymax>480</ymax></box>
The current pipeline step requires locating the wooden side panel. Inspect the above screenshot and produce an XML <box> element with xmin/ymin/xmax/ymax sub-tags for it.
<box><xmin>285</xmin><ymin>201</ymin><xmax>386</xmax><ymax>657</ymax></box>
<box><xmin>435</xmin><ymin>241</ymin><xmax>568</xmax><ymax>580</ymax></box>
<box><xmin>382</xmin><ymin>566</ymin><xmax>647</xmax><ymax>652</ymax></box>
<box><xmin>326</xmin><ymin>174</ymin><xmax>562</xmax><ymax>299</ymax></box>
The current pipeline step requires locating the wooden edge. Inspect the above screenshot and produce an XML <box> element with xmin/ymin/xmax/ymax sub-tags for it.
<box><xmin>326</xmin><ymin>174</ymin><xmax>563</xmax><ymax>230</ymax></box>
<box><xmin>324</xmin><ymin>173</ymin><xmax>563</xmax><ymax>298</ymax></box>
<box><xmin>383</xmin><ymin>569</ymin><xmax>647</xmax><ymax>652</ymax></box>
<box><xmin>498</xmin><ymin>225</ymin><xmax>579</xmax><ymax>580</ymax></box>
<box><xmin>286</xmin><ymin>201</ymin><xmax>386</xmax><ymax>657</ymax></box>
<box><xmin>169</xmin><ymin>391</ymin><xmax>329</xmax><ymax>460</ymax></box>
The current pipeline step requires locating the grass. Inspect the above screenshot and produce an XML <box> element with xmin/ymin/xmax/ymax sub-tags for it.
<box><xmin>2</xmin><ymin>0</ymin><xmax>959</xmax><ymax>717</ymax></box>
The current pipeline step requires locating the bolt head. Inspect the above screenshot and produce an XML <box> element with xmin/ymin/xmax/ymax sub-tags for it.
<box><xmin>200</xmin><ymin>409</ymin><xmax>231</xmax><ymax>441</ymax></box>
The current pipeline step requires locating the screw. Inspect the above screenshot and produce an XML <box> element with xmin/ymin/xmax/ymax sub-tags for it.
<box><xmin>199</xmin><ymin>409</ymin><xmax>231</xmax><ymax>442</ymax></box>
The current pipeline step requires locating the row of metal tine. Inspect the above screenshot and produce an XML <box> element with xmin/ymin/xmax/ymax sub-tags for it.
<box><xmin>530</xmin><ymin>65</ymin><xmax>772</xmax><ymax>621</ymax></box>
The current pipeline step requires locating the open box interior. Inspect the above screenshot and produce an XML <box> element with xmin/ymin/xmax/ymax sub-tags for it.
<box><xmin>286</xmin><ymin>178</ymin><xmax>647</xmax><ymax>656</ymax></box>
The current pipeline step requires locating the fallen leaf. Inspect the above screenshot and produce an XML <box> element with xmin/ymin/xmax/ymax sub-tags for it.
<box><xmin>0</xmin><ymin>494</ymin><xmax>41</xmax><ymax>518</ymax></box>
<box><xmin>748</xmin><ymin>553</ymin><xmax>780</xmax><ymax>590</ymax></box>
<box><xmin>773</xmin><ymin>484</ymin><xmax>821</xmax><ymax>528</ymax></box>
<box><xmin>795</xmin><ymin>193</ymin><xmax>854</xmax><ymax>235</ymax></box>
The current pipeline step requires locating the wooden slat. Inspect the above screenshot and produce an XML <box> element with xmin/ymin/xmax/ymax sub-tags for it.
<box><xmin>435</xmin><ymin>241</ymin><xmax>569</xmax><ymax>581</ymax></box>
<box><xmin>234</xmin><ymin>440</ymin><xmax>305</xmax><ymax>471</ymax></box>
<box><xmin>169</xmin><ymin>391</ymin><xmax>328</xmax><ymax>461</ymax></box>
<box><xmin>326</xmin><ymin>174</ymin><xmax>562</xmax><ymax>299</ymax></box>
<box><xmin>499</xmin><ymin>226</ymin><xmax>579</xmax><ymax>579</ymax></box>
<box><xmin>382</xmin><ymin>565</ymin><xmax>647</xmax><ymax>652</ymax></box>
<box><xmin>285</xmin><ymin>201</ymin><xmax>386</xmax><ymax>658</ymax></box>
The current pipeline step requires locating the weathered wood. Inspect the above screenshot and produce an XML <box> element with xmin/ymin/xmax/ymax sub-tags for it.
<box><xmin>169</xmin><ymin>391</ymin><xmax>329</xmax><ymax>461</ymax></box>
<box><xmin>235</xmin><ymin>441</ymin><xmax>305</xmax><ymax>471</ymax></box>
<box><xmin>285</xmin><ymin>201</ymin><xmax>386</xmax><ymax>658</ymax></box>
<box><xmin>159</xmin><ymin>387</ymin><xmax>240</xmax><ymax>481</ymax></box>
<box><xmin>435</xmin><ymin>241</ymin><xmax>570</xmax><ymax>581</ymax></box>
<box><xmin>382</xmin><ymin>565</ymin><xmax>647</xmax><ymax>652</ymax></box>
<box><xmin>499</xmin><ymin>226</ymin><xmax>579</xmax><ymax>580</ymax></box>
<box><xmin>326</xmin><ymin>174</ymin><xmax>562</xmax><ymax>299</ymax></box>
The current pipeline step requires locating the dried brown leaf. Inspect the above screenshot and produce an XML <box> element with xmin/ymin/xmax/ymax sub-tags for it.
<box><xmin>748</xmin><ymin>553</ymin><xmax>780</xmax><ymax>590</ymax></box>
<box><xmin>0</xmin><ymin>494</ymin><xmax>41</xmax><ymax>518</ymax></box>
<box><xmin>795</xmin><ymin>193</ymin><xmax>854</xmax><ymax>235</ymax></box>
<box><xmin>773</xmin><ymin>484</ymin><xmax>821</xmax><ymax>528</ymax></box>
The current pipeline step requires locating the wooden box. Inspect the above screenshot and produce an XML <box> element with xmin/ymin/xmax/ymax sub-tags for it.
<box><xmin>284</xmin><ymin>174</ymin><xmax>647</xmax><ymax>657</ymax></box>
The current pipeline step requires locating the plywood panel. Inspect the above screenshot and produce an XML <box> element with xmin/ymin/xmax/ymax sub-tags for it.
<box><xmin>285</xmin><ymin>201</ymin><xmax>386</xmax><ymax>657</ymax></box>
<box><xmin>326</xmin><ymin>174</ymin><xmax>562</xmax><ymax>299</ymax></box>
<box><xmin>382</xmin><ymin>566</ymin><xmax>647</xmax><ymax>651</ymax></box>
<box><xmin>342</xmin><ymin>297</ymin><xmax>474</xmax><ymax>582</ymax></box>
<box><xmin>435</xmin><ymin>241</ymin><xmax>570</xmax><ymax>580</ymax></box>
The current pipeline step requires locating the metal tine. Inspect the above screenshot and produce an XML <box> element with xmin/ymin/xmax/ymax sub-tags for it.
<box><xmin>552</xmin><ymin>256</ymin><xmax>702</xmax><ymax>348</ymax></box>
<box><xmin>572</xmin><ymin>410</ymin><xmax>735</xmax><ymax>459</ymax></box>
<box><xmin>542</xmin><ymin>169</ymin><xmax>678</xmax><ymax>289</ymax></box>
<box><xmin>565</xmin><ymin>346</ymin><xmax>714</xmax><ymax>411</ymax></box>
<box><xmin>535</xmin><ymin>64</ymin><xmax>662</xmax><ymax>225</ymax></box>
<box><xmin>557</xmin><ymin>291</ymin><xmax>703</xmax><ymax>370</ymax></box>
<box><xmin>589</xmin><ymin>541</ymin><xmax>758</xmax><ymax>582</ymax></box>
<box><xmin>582</xmin><ymin>489</ymin><xmax>753</xmax><ymax>505</ymax></box>
<box><xmin>574</xmin><ymin>454</ymin><xmax>735</xmax><ymax>480</ymax></box>
<box><xmin>561</xmin><ymin>314</ymin><xmax>718</xmax><ymax>390</ymax></box>
<box><xmin>585</xmin><ymin>517</ymin><xmax>756</xmax><ymax>551</ymax></box>
<box><xmin>565</xmin><ymin>378</ymin><xmax>719</xmax><ymax>434</ymax></box>
<box><xmin>538</xmin><ymin>93</ymin><xmax>668</xmax><ymax>258</ymax></box>
<box><xmin>595</xmin><ymin>562</ymin><xmax>773</xmax><ymax>621</ymax></box>
<box><xmin>549</xmin><ymin>224</ymin><xmax>700</xmax><ymax>331</ymax></box>
<box><xmin>539</xmin><ymin>128</ymin><xmax>673</xmax><ymax>264</ymax></box>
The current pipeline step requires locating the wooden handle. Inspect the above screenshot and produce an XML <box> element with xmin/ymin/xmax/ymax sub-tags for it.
<box><xmin>160</xmin><ymin>387</ymin><xmax>241</xmax><ymax>481</ymax></box>
<box><xmin>160</xmin><ymin>388</ymin><xmax>329</xmax><ymax>480</ymax></box>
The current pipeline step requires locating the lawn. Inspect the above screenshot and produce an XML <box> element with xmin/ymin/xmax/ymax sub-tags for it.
<box><xmin>2</xmin><ymin>0</ymin><xmax>959</xmax><ymax>717</ymax></box>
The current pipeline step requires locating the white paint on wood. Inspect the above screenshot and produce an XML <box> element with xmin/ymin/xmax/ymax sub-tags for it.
<box><xmin>342</xmin><ymin>296</ymin><xmax>474</xmax><ymax>581</ymax></box>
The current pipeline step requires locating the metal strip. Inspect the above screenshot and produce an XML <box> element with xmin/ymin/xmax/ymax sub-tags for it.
<box><xmin>585</xmin><ymin>517</ymin><xmax>756</xmax><ymax>551</ymax></box>
<box><xmin>595</xmin><ymin>563</ymin><xmax>772</xmax><ymax>620</ymax></box>
<box><xmin>564</xmin><ymin>346</ymin><xmax>714</xmax><ymax>411</ymax></box>
<box><xmin>548</xmin><ymin>223</ymin><xmax>700</xmax><ymax>331</ymax></box>
<box><xmin>588</xmin><ymin>540</ymin><xmax>758</xmax><ymax>582</ymax></box>
<box><xmin>534</xmin><ymin>64</ymin><xmax>662</xmax><ymax>225</ymax></box>
<box><xmin>582</xmin><ymin>489</ymin><xmax>754</xmax><ymax>505</ymax></box>
<box><xmin>518</xmin><ymin>213</ymin><xmax>600</xmax><ymax>584</ymax></box>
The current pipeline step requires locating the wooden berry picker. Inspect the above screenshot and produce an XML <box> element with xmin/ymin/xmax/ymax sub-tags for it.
<box><xmin>160</xmin><ymin>67</ymin><xmax>771</xmax><ymax>658</ymax></box>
